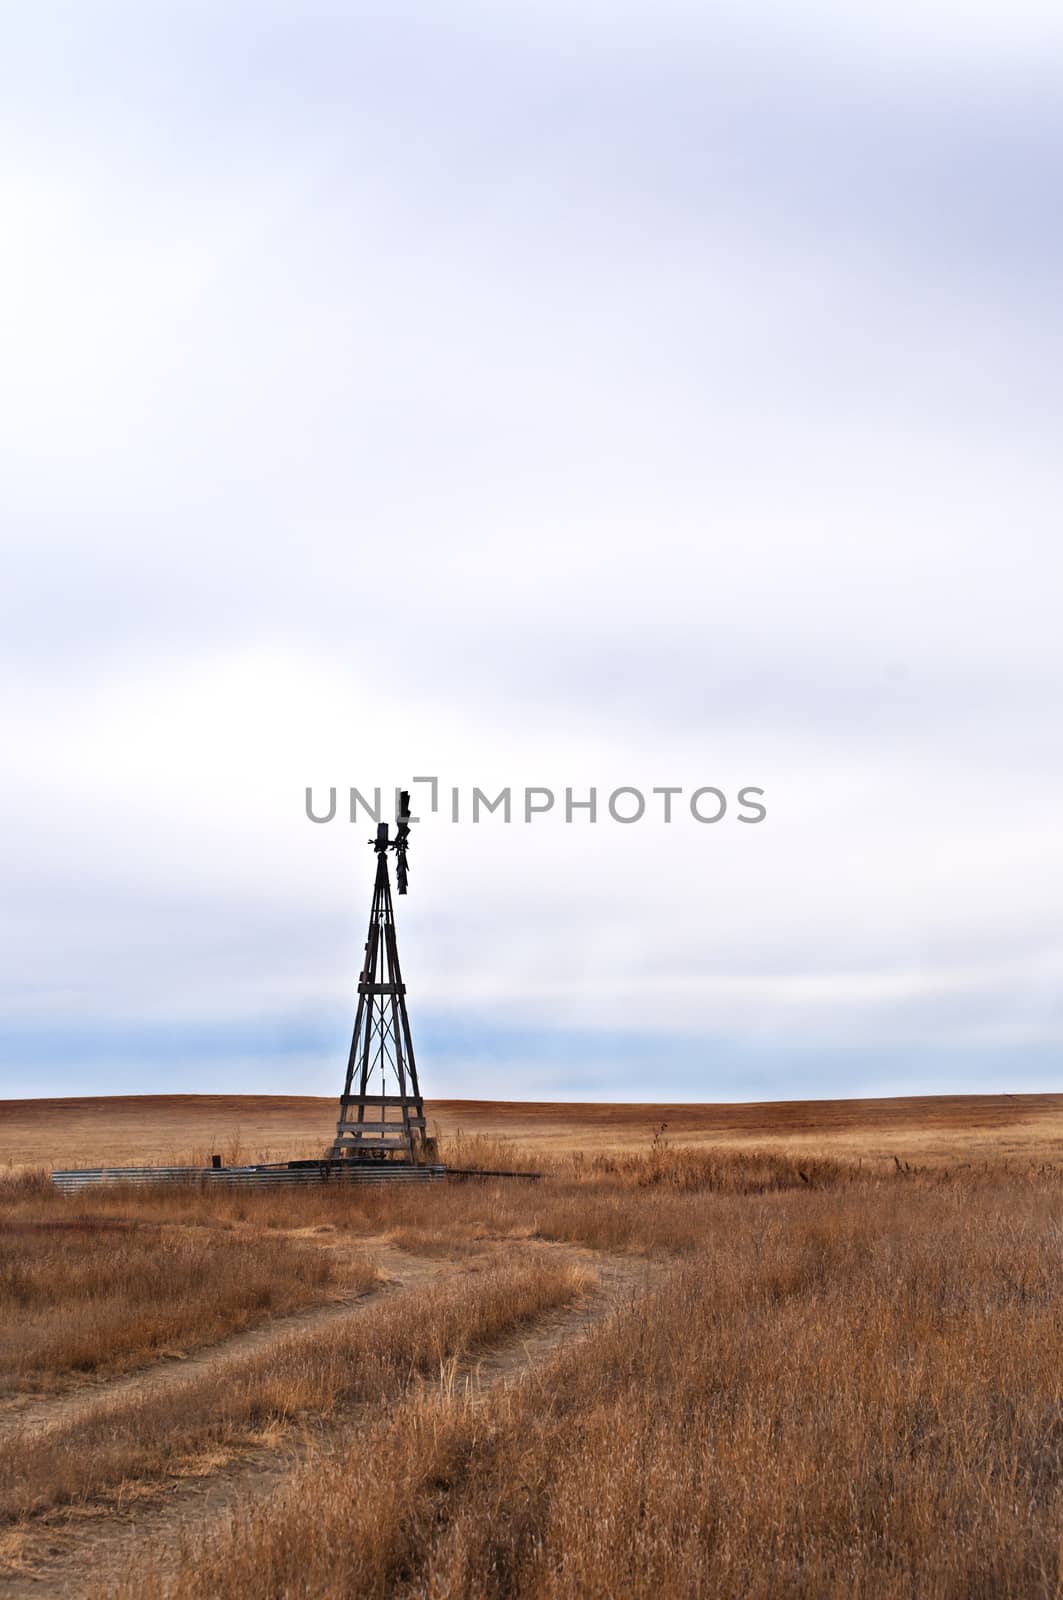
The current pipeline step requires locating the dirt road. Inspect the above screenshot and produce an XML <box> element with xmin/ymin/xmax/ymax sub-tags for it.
<box><xmin>0</xmin><ymin>1242</ymin><xmax>661</xmax><ymax>1599</ymax></box>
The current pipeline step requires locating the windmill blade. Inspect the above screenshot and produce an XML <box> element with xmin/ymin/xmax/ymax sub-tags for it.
<box><xmin>392</xmin><ymin>790</ymin><xmax>411</xmax><ymax>893</ymax></box>
<box><xmin>393</xmin><ymin>790</ymin><xmax>411</xmax><ymax>844</ymax></box>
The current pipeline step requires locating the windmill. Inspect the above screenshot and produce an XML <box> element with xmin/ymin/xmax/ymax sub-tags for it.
<box><xmin>330</xmin><ymin>790</ymin><xmax>430</xmax><ymax>1163</ymax></box>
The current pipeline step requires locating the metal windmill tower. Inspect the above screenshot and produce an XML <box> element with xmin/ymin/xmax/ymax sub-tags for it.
<box><xmin>330</xmin><ymin>791</ymin><xmax>429</xmax><ymax>1163</ymax></box>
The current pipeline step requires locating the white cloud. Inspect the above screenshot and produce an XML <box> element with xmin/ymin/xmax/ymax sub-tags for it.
<box><xmin>3</xmin><ymin>0</ymin><xmax>1062</xmax><ymax>1097</ymax></box>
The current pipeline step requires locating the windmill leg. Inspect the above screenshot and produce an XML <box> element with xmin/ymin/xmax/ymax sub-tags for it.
<box><xmin>332</xmin><ymin>900</ymin><xmax>382</xmax><ymax>1157</ymax></box>
<box><xmin>354</xmin><ymin>921</ymin><xmax>381</xmax><ymax>1150</ymax></box>
<box><xmin>383</xmin><ymin>922</ymin><xmax>417</xmax><ymax>1160</ymax></box>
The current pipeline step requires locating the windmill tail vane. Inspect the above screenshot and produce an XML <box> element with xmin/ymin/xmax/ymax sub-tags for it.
<box><xmin>330</xmin><ymin>789</ymin><xmax>429</xmax><ymax>1163</ymax></box>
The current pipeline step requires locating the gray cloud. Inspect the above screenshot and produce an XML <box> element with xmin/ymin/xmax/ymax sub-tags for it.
<box><xmin>3</xmin><ymin>1</ymin><xmax>1062</xmax><ymax>1099</ymax></box>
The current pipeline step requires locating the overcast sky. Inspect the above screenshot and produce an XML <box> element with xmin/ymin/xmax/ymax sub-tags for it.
<box><xmin>3</xmin><ymin>1</ymin><xmax>1062</xmax><ymax>1104</ymax></box>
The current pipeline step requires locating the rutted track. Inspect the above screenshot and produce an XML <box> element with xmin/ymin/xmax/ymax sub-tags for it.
<box><xmin>0</xmin><ymin>1245</ymin><xmax>662</xmax><ymax>1599</ymax></box>
<box><xmin>0</xmin><ymin>1240</ymin><xmax>435</xmax><ymax>1444</ymax></box>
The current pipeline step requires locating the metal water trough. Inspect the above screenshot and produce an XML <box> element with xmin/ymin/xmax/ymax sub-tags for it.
<box><xmin>51</xmin><ymin>1160</ymin><xmax>449</xmax><ymax>1193</ymax></box>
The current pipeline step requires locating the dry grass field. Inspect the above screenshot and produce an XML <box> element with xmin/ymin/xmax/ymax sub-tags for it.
<box><xmin>0</xmin><ymin>1214</ymin><xmax>353</xmax><ymax>1395</ymax></box>
<box><xmin>4</xmin><ymin>1094</ymin><xmax>1063</xmax><ymax>1597</ymax></box>
<box><xmin>6</xmin><ymin>1089</ymin><xmax>1063</xmax><ymax>1170</ymax></box>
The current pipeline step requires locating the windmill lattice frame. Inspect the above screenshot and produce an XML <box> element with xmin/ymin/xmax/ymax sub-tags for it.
<box><xmin>330</xmin><ymin>792</ymin><xmax>428</xmax><ymax>1163</ymax></box>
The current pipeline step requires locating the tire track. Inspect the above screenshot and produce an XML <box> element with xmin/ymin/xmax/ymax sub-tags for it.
<box><xmin>0</xmin><ymin>1246</ymin><xmax>662</xmax><ymax>1599</ymax></box>
<box><xmin>0</xmin><ymin>1242</ymin><xmax>441</xmax><ymax>1445</ymax></box>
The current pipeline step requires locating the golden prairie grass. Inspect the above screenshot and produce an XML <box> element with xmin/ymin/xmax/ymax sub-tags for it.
<box><xmin>579</xmin><ymin>1141</ymin><xmax>850</xmax><ymax>1191</ymax></box>
<box><xmin>10</xmin><ymin>1091</ymin><xmax>1063</xmax><ymax>1171</ymax></box>
<box><xmin>436</xmin><ymin>1129</ymin><xmax>549</xmax><ymax>1172</ymax></box>
<box><xmin>12</xmin><ymin>1133</ymin><xmax>1063</xmax><ymax>1597</ymax></box>
<box><xmin>1</xmin><ymin>1142</ymin><xmax>861</xmax><ymax>1259</ymax></box>
<box><xmin>0</xmin><ymin>1214</ymin><xmax>350</xmax><ymax>1394</ymax></box>
<box><xmin>113</xmin><ymin>1168</ymin><xmax>1063</xmax><ymax>1600</ymax></box>
<box><xmin>0</xmin><ymin>1255</ymin><xmax>584</xmax><ymax>1525</ymax></box>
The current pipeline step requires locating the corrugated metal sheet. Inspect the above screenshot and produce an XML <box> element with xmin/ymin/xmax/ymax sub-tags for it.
<box><xmin>51</xmin><ymin>1162</ymin><xmax>448</xmax><ymax>1193</ymax></box>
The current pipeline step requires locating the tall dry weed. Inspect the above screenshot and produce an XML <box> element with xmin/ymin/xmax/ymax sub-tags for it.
<box><xmin>127</xmin><ymin>1176</ymin><xmax>1063</xmax><ymax>1600</ymax></box>
<box><xmin>0</xmin><ymin>1221</ymin><xmax>345</xmax><ymax>1392</ymax></box>
<box><xmin>1</xmin><ymin>1255</ymin><xmax>582</xmax><ymax>1523</ymax></box>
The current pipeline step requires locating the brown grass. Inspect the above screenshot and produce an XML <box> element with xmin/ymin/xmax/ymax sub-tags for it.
<box><xmin>129</xmin><ymin>1169</ymin><xmax>1063</xmax><ymax>1600</ymax></box>
<box><xmin>0</xmin><ymin>1193</ymin><xmax>367</xmax><ymax>1395</ymax></box>
<box><xmin>0</xmin><ymin>1255</ymin><xmax>584</xmax><ymax>1524</ymax></box>
<box><xmin>580</xmin><ymin>1142</ymin><xmax>850</xmax><ymax>1191</ymax></box>
<box><xmin>3</xmin><ymin>1143</ymin><xmax>855</xmax><ymax>1261</ymax></box>
<box><xmin>8</xmin><ymin>1091</ymin><xmax>1063</xmax><ymax>1171</ymax></box>
<box><xmin>10</xmin><ymin>1100</ymin><xmax>1063</xmax><ymax>1597</ymax></box>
